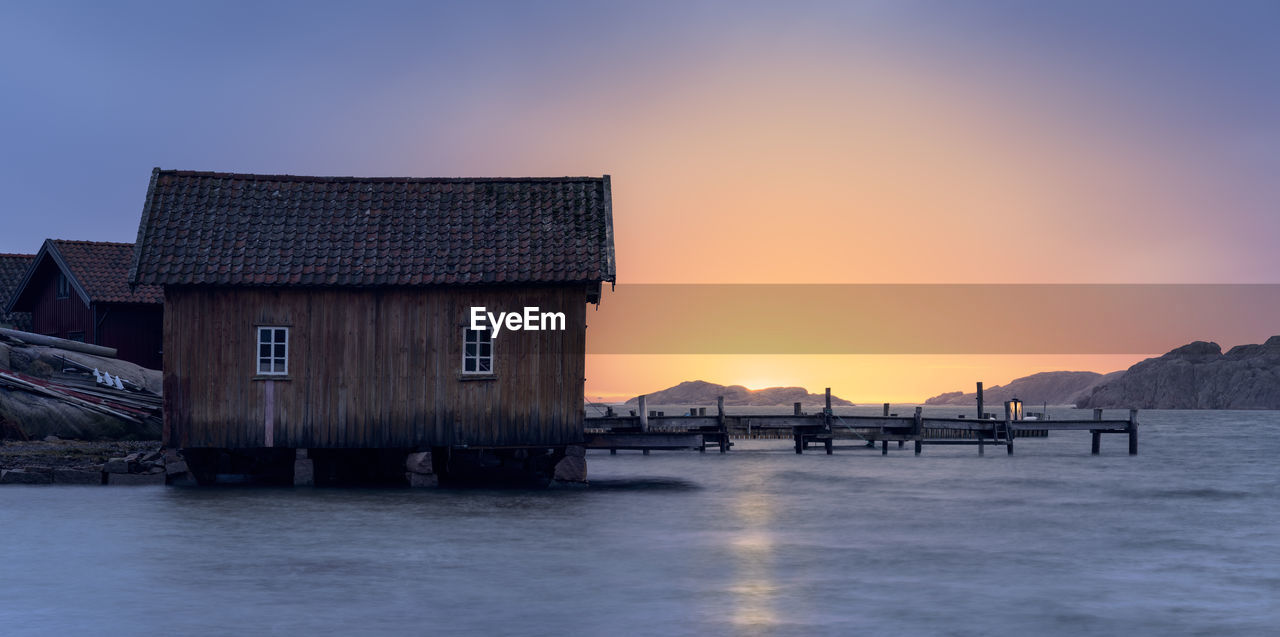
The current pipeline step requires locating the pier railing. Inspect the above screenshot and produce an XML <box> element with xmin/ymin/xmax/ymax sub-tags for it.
<box><xmin>584</xmin><ymin>391</ymin><xmax>1138</xmax><ymax>456</ymax></box>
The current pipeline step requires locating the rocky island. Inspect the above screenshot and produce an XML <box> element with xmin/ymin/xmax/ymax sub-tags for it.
<box><xmin>627</xmin><ymin>380</ymin><xmax>854</xmax><ymax>407</ymax></box>
<box><xmin>1078</xmin><ymin>337</ymin><xmax>1280</xmax><ymax>409</ymax></box>
<box><xmin>925</xmin><ymin>371</ymin><xmax>1122</xmax><ymax>407</ymax></box>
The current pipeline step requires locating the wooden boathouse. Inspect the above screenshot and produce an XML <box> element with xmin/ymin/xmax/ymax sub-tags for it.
<box><xmin>129</xmin><ymin>169</ymin><xmax>615</xmax><ymax>485</ymax></box>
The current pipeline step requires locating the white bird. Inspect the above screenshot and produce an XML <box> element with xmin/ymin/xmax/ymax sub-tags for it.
<box><xmin>93</xmin><ymin>368</ymin><xmax>103</xmax><ymax>384</ymax></box>
<box><xmin>114</xmin><ymin>375</ymin><xmax>125</xmax><ymax>390</ymax></box>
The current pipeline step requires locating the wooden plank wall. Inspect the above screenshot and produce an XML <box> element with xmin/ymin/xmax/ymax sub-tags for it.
<box><xmin>163</xmin><ymin>285</ymin><xmax>587</xmax><ymax>449</ymax></box>
<box><xmin>27</xmin><ymin>261</ymin><xmax>93</xmax><ymax>339</ymax></box>
<box><xmin>98</xmin><ymin>304</ymin><xmax>164</xmax><ymax>370</ymax></box>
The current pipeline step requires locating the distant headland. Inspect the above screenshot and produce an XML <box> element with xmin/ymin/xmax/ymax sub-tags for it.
<box><xmin>1079</xmin><ymin>337</ymin><xmax>1280</xmax><ymax>409</ymax></box>
<box><xmin>925</xmin><ymin>336</ymin><xmax>1280</xmax><ymax>410</ymax></box>
<box><xmin>627</xmin><ymin>380</ymin><xmax>854</xmax><ymax>407</ymax></box>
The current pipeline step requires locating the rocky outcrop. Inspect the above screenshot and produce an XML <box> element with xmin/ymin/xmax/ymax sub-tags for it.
<box><xmin>1077</xmin><ymin>336</ymin><xmax>1280</xmax><ymax>409</ymax></box>
<box><xmin>403</xmin><ymin>450</ymin><xmax>436</xmax><ymax>488</ymax></box>
<box><xmin>0</xmin><ymin>335</ymin><xmax>162</xmax><ymax>441</ymax></box>
<box><xmin>0</xmin><ymin>439</ymin><xmax>182</xmax><ymax>485</ymax></box>
<box><xmin>550</xmin><ymin>445</ymin><xmax>587</xmax><ymax>488</ymax></box>
<box><xmin>627</xmin><ymin>380</ymin><xmax>854</xmax><ymax>407</ymax></box>
<box><xmin>924</xmin><ymin>371</ymin><xmax>1121</xmax><ymax>407</ymax></box>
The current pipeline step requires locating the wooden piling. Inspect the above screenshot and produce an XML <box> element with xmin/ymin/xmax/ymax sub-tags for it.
<box><xmin>881</xmin><ymin>440</ymin><xmax>888</xmax><ymax>455</ymax></box>
<box><xmin>976</xmin><ymin>382</ymin><xmax>984</xmax><ymax>420</ymax></box>
<box><xmin>717</xmin><ymin>395</ymin><xmax>728</xmax><ymax>453</ymax></box>
<box><xmin>1128</xmin><ymin>409</ymin><xmax>1139</xmax><ymax>455</ymax></box>
<box><xmin>883</xmin><ymin>403</ymin><xmax>890</xmax><ymax>417</ymax></box>
<box><xmin>1091</xmin><ymin>408</ymin><xmax>1102</xmax><ymax>455</ymax></box>
<box><xmin>794</xmin><ymin>402</ymin><xmax>802</xmax><ymax>416</ymax></box>
<box><xmin>1004</xmin><ymin>401</ymin><xmax>1014</xmax><ymax>455</ymax></box>
<box><xmin>913</xmin><ymin>406</ymin><xmax>922</xmax><ymax>455</ymax></box>
<box><xmin>638</xmin><ymin>395</ymin><xmax>648</xmax><ymax>433</ymax></box>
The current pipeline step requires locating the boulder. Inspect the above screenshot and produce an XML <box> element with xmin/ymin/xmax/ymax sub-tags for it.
<box><xmin>103</xmin><ymin>458</ymin><xmax>133</xmax><ymax>474</ymax></box>
<box><xmin>1</xmin><ymin>468</ymin><xmax>53</xmax><ymax>484</ymax></box>
<box><xmin>552</xmin><ymin>455</ymin><xmax>587</xmax><ymax>484</ymax></box>
<box><xmin>52</xmin><ymin>469</ymin><xmax>102</xmax><ymax>485</ymax></box>
<box><xmin>404</xmin><ymin>451</ymin><xmax>433</xmax><ymax>474</ymax></box>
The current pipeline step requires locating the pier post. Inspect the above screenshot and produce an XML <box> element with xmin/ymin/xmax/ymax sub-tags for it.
<box><xmin>1091</xmin><ymin>408</ymin><xmax>1102</xmax><ymax>455</ymax></box>
<box><xmin>978</xmin><ymin>434</ymin><xmax>984</xmax><ymax>456</ymax></box>
<box><xmin>638</xmin><ymin>395</ymin><xmax>648</xmax><ymax>433</ymax></box>
<box><xmin>1004</xmin><ymin>401</ymin><xmax>1014</xmax><ymax>455</ymax></box>
<box><xmin>882</xmin><ymin>440</ymin><xmax>888</xmax><ymax>455</ymax></box>
<box><xmin>1128</xmin><ymin>409</ymin><xmax>1139</xmax><ymax>455</ymax></box>
<box><xmin>913</xmin><ymin>406</ymin><xmax>922</xmax><ymax>455</ymax></box>
<box><xmin>717</xmin><ymin>395</ymin><xmax>728</xmax><ymax>453</ymax></box>
<box><xmin>794</xmin><ymin>402</ymin><xmax>802</xmax><ymax>416</ymax></box>
<box><xmin>883</xmin><ymin>403</ymin><xmax>890</xmax><ymax>417</ymax></box>
<box><xmin>976</xmin><ymin>382</ymin><xmax>984</xmax><ymax>420</ymax></box>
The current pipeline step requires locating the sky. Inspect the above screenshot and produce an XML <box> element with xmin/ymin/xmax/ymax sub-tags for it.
<box><xmin>2</xmin><ymin>1</ymin><xmax>1277</xmax><ymax>401</ymax></box>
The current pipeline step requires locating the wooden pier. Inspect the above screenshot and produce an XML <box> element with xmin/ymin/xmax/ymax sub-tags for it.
<box><xmin>584</xmin><ymin>389</ymin><xmax>1139</xmax><ymax>456</ymax></box>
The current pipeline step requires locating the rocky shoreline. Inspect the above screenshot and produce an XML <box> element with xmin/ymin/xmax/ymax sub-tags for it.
<box><xmin>0</xmin><ymin>438</ymin><xmax>188</xmax><ymax>485</ymax></box>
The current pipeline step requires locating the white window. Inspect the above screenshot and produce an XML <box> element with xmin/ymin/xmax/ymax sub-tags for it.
<box><xmin>462</xmin><ymin>326</ymin><xmax>493</xmax><ymax>374</ymax></box>
<box><xmin>257</xmin><ymin>327</ymin><xmax>289</xmax><ymax>375</ymax></box>
<box><xmin>56</xmin><ymin>272</ymin><xmax>69</xmax><ymax>299</ymax></box>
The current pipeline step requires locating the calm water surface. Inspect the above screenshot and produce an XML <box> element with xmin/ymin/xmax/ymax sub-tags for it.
<box><xmin>2</xmin><ymin>409</ymin><xmax>1277</xmax><ymax>636</ymax></box>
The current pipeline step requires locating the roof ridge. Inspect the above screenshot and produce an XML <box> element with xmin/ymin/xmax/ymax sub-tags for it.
<box><xmin>0</xmin><ymin>253</ymin><xmax>35</xmax><ymax>258</ymax></box>
<box><xmin>156</xmin><ymin>169</ymin><xmax>607</xmax><ymax>184</ymax></box>
<box><xmin>48</xmin><ymin>239</ymin><xmax>135</xmax><ymax>247</ymax></box>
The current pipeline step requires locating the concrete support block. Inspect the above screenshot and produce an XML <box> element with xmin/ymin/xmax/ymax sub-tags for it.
<box><xmin>293</xmin><ymin>459</ymin><xmax>314</xmax><ymax>486</ymax></box>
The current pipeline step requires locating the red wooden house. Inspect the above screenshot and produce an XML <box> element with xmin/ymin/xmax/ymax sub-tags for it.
<box><xmin>5</xmin><ymin>239</ymin><xmax>164</xmax><ymax>369</ymax></box>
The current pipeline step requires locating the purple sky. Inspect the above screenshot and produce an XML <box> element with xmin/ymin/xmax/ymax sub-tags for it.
<box><xmin>1</xmin><ymin>1</ymin><xmax>1277</xmax><ymax>285</ymax></box>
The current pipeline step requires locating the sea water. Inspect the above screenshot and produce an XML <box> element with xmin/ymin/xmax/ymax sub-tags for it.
<box><xmin>1</xmin><ymin>409</ymin><xmax>1276</xmax><ymax>636</ymax></box>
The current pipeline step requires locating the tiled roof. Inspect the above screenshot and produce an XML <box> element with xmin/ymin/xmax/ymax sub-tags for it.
<box><xmin>5</xmin><ymin>240</ymin><xmax>162</xmax><ymax>312</ymax></box>
<box><xmin>0</xmin><ymin>253</ymin><xmax>34</xmax><ymax>301</ymax></box>
<box><xmin>0</xmin><ymin>253</ymin><xmax>35</xmax><ymax>327</ymax></box>
<box><xmin>130</xmin><ymin>169</ymin><xmax>616</xmax><ymax>287</ymax></box>
<box><xmin>50</xmin><ymin>240</ymin><xmax>164</xmax><ymax>304</ymax></box>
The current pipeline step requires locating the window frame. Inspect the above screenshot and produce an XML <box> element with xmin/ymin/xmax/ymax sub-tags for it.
<box><xmin>56</xmin><ymin>272</ymin><xmax>69</xmax><ymax>299</ymax></box>
<box><xmin>256</xmin><ymin>326</ymin><xmax>290</xmax><ymax>376</ymax></box>
<box><xmin>461</xmin><ymin>326</ymin><xmax>494</xmax><ymax>375</ymax></box>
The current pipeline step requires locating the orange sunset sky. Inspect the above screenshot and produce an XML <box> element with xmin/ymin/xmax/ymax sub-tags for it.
<box><xmin>3</xmin><ymin>3</ymin><xmax>1277</xmax><ymax>402</ymax></box>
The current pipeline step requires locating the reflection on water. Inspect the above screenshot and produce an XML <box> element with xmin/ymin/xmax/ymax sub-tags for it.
<box><xmin>1</xmin><ymin>409</ymin><xmax>1279</xmax><ymax>636</ymax></box>
<box><xmin>729</xmin><ymin>476</ymin><xmax>779</xmax><ymax>632</ymax></box>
